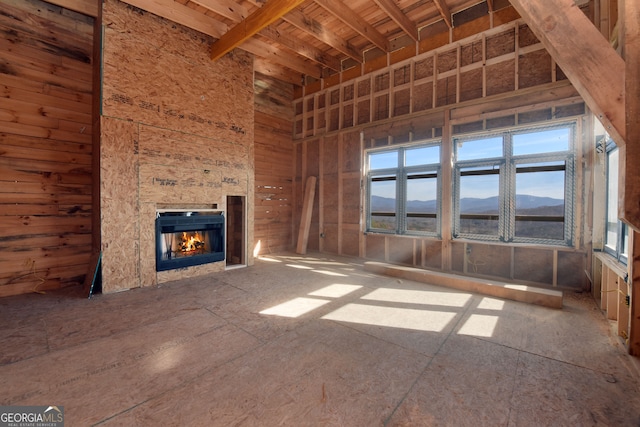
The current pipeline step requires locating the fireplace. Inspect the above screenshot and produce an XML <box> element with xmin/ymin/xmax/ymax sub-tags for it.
<box><xmin>155</xmin><ymin>212</ymin><xmax>225</xmax><ymax>271</ymax></box>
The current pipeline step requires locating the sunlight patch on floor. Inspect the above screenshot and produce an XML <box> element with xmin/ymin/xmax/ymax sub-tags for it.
<box><xmin>457</xmin><ymin>314</ymin><xmax>499</xmax><ymax>337</ymax></box>
<box><xmin>322</xmin><ymin>304</ymin><xmax>457</xmax><ymax>332</ymax></box>
<box><xmin>260</xmin><ymin>297</ymin><xmax>331</xmax><ymax>318</ymax></box>
<box><xmin>311</xmin><ymin>270</ymin><xmax>348</xmax><ymax>277</ymax></box>
<box><xmin>361</xmin><ymin>288</ymin><xmax>472</xmax><ymax>307</ymax></box>
<box><xmin>286</xmin><ymin>264</ymin><xmax>314</xmax><ymax>270</ymax></box>
<box><xmin>258</xmin><ymin>256</ymin><xmax>282</xmax><ymax>263</ymax></box>
<box><xmin>477</xmin><ymin>297</ymin><xmax>505</xmax><ymax>310</ymax></box>
<box><xmin>308</xmin><ymin>284</ymin><xmax>362</xmax><ymax>298</ymax></box>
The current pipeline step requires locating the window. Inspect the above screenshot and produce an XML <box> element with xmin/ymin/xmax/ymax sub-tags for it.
<box><xmin>604</xmin><ymin>140</ymin><xmax>629</xmax><ymax>264</ymax></box>
<box><xmin>366</xmin><ymin>142</ymin><xmax>440</xmax><ymax>235</ymax></box>
<box><xmin>453</xmin><ymin>124</ymin><xmax>574</xmax><ymax>245</ymax></box>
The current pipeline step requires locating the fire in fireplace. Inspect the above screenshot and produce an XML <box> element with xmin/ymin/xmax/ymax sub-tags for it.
<box><xmin>155</xmin><ymin>212</ymin><xmax>225</xmax><ymax>271</ymax></box>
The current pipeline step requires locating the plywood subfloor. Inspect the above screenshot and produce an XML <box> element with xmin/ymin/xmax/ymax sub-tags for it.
<box><xmin>1</xmin><ymin>252</ymin><xmax>639</xmax><ymax>426</ymax></box>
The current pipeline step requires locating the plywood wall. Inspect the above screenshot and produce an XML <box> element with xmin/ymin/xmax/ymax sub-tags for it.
<box><xmin>100</xmin><ymin>0</ymin><xmax>254</xmax><ymax>292</ymax></box>
<box><xmin>0</xmin><ymin>0</ymin><xmax>94</xmax><ymax>297</ymax></box>
<box><xmin>254</xmin><ymin>73</ymin><xmax>294</xmax><ymax>254</ymax></box>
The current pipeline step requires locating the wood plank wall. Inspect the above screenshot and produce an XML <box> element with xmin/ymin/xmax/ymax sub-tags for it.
<box><xmin>254</xmin><ymin>73</ymin><xmax>294</xmax><ymax>254</ymax></box>
<box><xmin>0</xmin><ymin>0</ymin><xmax>94</xmax><ymax>297</ymax></box>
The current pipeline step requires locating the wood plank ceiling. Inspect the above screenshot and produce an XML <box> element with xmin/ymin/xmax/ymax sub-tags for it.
<box><xmin>116</xmin><ymin>0</ymin><xmax>511</xmax><ymax>86</ymax></box>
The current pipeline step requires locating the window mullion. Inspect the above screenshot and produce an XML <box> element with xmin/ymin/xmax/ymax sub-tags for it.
<box><xmin>564</xmin><ymin>154</ymin><xmax>574</xmax><ymax>245</ymax></box>
<box><xmin>399</xmin><ymin>170</ymin><xmax>408</xmax><ymax>233</ymax></box>
<box><xmin>502</xmin><ymin>133</ymin><xmax>512</xmax><ymax>242</ymax></box>
<box><xmin>397</xmin><ymin>148</ymin><xmax>406</xmax><ymax>234</ymax></box>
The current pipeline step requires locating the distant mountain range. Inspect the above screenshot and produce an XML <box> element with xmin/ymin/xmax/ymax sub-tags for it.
<box><xmin>371</xmin><ymin>195</ymin><xmax>564</xmax><ymax>213</ymax></box>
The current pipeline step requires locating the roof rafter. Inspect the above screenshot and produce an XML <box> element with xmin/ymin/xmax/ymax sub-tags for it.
<box><xmin>285</xmin><ymin>8</ymin><xmax>363</xmax><ymax>62</ymax></box>
<box><xmin>189</xmin><ymin>0</ymin><xmax>249</xmax><ymax>22</ymax></box>
<box><xmin>254</xmin><ymin>57</ymin><xmax>303</xmax><ymax>85</ymax></box>
<box><xmin>210</xmin><ymin>0</ymin><xmax>308</xmax><ymax>61</ymax></box>
<box><xmin>314</xmin><ymin>0</ymin><xmax>390</xmax><ymax>52</ymax></box>
<box><xmin>258</xmin><ymin>26</ymin><xmax>341</xmax><ymax>71</ymax></box>
<box><xmin>242</xmin><ymin>37</ymin><xmax>323</xmax><ymax>78</ymax></box>
<box><xmin>372</xmin><ymin>0</ymin><xmax>418</xmax><ymax>41</ymax></box>
<box><xmin>192</xmin><ymin>0</ymin><xmax>339</xmax><ymax>71</ymax></box>
<box><xmin>432</xmin><ymin>0</ymin><xmax>453</xmax><ymax>28</ymax></box>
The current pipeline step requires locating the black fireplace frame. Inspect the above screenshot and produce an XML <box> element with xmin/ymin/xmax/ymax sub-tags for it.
<box><xmin>155</xmin><ymin>212</ymin><xmax>225</xmax><ymax>271</ymax></box>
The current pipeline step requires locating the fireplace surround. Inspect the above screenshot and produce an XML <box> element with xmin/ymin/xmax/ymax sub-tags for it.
<box><xmin>155</xmin><ymin>211</ymin><xmax>225</xmax><ymax>271</ymax></box>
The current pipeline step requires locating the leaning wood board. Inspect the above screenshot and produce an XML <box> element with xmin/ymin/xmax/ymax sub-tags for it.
<box><xmin>296</xmin><ymin>176</ymin><xmax>316</xmax><ymax>254</ymax></box>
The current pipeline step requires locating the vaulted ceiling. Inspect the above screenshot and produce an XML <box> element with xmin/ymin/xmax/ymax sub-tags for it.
<box><xmin>114</xmin><ymin>0</ymin><xmax>512</xmax><ymax>86</ymax></box>
<box><xmin>49</xmin><ymin>0</ymin><xmax>626</xmax><ymax>149</ymax></box>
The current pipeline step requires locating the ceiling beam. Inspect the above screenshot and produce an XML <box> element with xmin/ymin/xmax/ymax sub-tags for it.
<box><xmin>242</xmin><ymin>37</ymin><xmax>323</xmax><ymax>78</ymax></box>
<box><xmin>44</xmin><ymin>0</ymin><xmax>99</xmax><ymax>17</ymax></box>
<box><xmin>254</xmin><ymin>58</ymin><xmax>303</xmax><ymax>85</ymax></box>
<box><xmin>510</xmin><ymin>0</ymin><xmax>625</xmax><ymax>145</ymax></box>
<box><xmin>373</xmin><ymin>0</ymin><xmax>418</xmax><ymax>41</ymax></box>
<box><xmin>285</xmin><ymin>9</ymin><xmax>362</xmax><ymax>62</ymax></box>
<box><xmin>432</xmin><ymin>0</ymin><xmax>453</xmax><ymax>28</ymax></box>
<box><xmin>314</xmin><ymin>0</ymin><xmax>390</xmax><ymax>51</ymax></box>
<box><xmin>258</xmin><ymin>27</ymin><xmax>341</xmax><ymax>71</ymax></box>
<box><xmin>210</xmin><ymin>0</ymin><xmax>308</xmax><ymax>61</ymax></box>
<box><xmin>191</xmin><ymin>0</ymin><xmax>338</xmax><ymax>71</ymax></box>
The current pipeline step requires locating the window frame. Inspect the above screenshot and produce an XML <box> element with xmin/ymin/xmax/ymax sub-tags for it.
<box><xmin>604</xmin><ymin>139</ymin><xmax>629</xmax><ymax>265</ymax></box>
<box><xmin>365</xmin><ymin>140</ymin><xmax>441</xmax><ymax>236</ymax></box>
<box><xmin>452</xmin><ymin>122</ymin><xmax>576</xmax><ymax>246</ymax></box>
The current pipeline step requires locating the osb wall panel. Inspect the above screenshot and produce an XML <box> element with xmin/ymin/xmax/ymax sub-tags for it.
<box><xmin>254</xmin><ymin>72</ymin><xmax>293</xmax><ymax>254</ymax></box>
<box><xmin>100</xmin><ymin>117</ymin><xmax>139</xmax><ymax>292</ymax></box>
<box><xmin>342</xmin><ymin>177</ymin><xmax>361</xmax><ymax>225</ymax></box>
<box><xmin>388</xmin><ymin>237</ymin><xmax>415</xmax><ymax>266</ymax></box>
<box><xmin>513</xmin><ymin>247</ymin><xmax>553</xmax><ymax>285</ymax></box>
<box><xmin>322</xmin><ymin>223</ymin><xmax>339</xmax><ymax>254</ymax></box>
<box><xmin>465</xmin><ymin>243</ymin><xmax>511</xmax><ymax>277</ymax></box>
<box><xmin>365</xmin><ymin>234</ymin><xmax>386</xmax><ymax>261</ymax></box>
<box><xmin>342</xmin><ymin>228</ymin><xmax>360</xmax><ymax>257</ymax></box>
<box><xmin>100</xmin><ymin>0</ymin><xmax>253</xmax><ymax>289</ymax></box>
<box><xmin>322</xmin><ymin>174</ymin><xmax>339</xmax><ymax>225</ymax></box>
<box><xmin>0</xmin><ymin>0</ymin><xmax>94</xmax><ymax>297</ymax></box>
<box><xmin>342</xmin><ymin>131</ymin><xmax>361</xmax><ymax>173</ymax></box>
<box><xmin>557</xmin><ymin>252</ymin><xmax>587</xmax><ymax>289</ymax></box>
<box><xmin>424</xmin><ymin>240</ymin><xmax>442</xmax><ymax>270</ymax></box>
<box><xmin>102</xmin><ymin>2</ymin><xmax>253</xmax><ymax>144</ymax></box>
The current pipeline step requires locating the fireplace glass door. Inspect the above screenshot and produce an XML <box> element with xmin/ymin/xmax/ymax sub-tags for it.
<box><xmin>156</xmin><ymin>212</ymin><xmax>225</xmax><ymax>271</ymax></box>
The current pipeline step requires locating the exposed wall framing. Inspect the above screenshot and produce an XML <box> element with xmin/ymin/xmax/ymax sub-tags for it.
<box><xmin>293</xmin><ymin>16</ymin><xmax>567</xmax><ymax>140</ymax></box>
<box><xmin>593</xmin><ymin>252</ymin><xmax>631</xmax><ymax>345</ymax></box>
<box><xmin>0</xmin><ymin>0</ymin><xmax>94</xmax><ymax>297</ymax></box>
<box><xmin>294</xmin><ymin>75</ymin><xmax>589</xmax><ymax>291</ymax></box>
